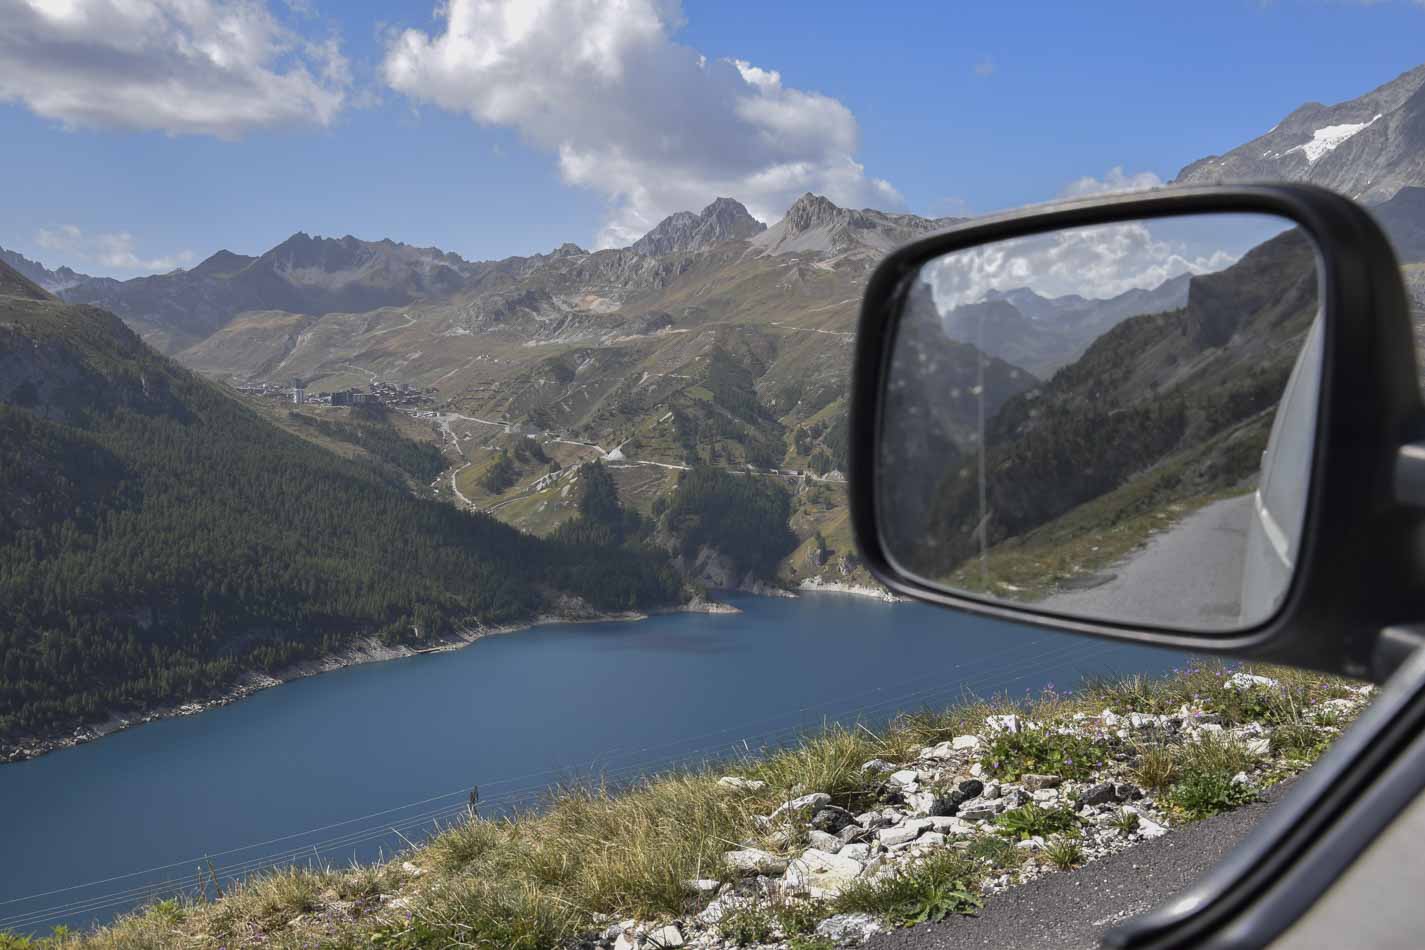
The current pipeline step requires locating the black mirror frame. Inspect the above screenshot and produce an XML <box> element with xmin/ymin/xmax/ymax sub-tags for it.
<box><xmin>849</xmin><ymin>184</ymin><xmax>1425</xmax><ymax>680</ymax></box>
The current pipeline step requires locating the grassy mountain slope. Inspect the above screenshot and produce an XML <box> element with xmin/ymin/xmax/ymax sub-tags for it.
<box><xmin>0</xmin><ymin>264</ymin><xmax>682</xmax><ymax>745</ymax></box>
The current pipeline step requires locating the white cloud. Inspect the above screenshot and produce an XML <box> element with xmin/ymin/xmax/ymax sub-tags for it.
<box><xmin>973</xmin><ymin>56</ymin><xmax>996</xmax><ymax>77</ymax></box>
<box><xmin>380</xmin><ymin>0</ymin><xmax>900</xmax><ymax>247</ymax></box>
<box><xmin>0</xmin><ymin>0</ymin><xmax>349</xmax><ymax>137</ymax></box>
<box><xmin>924</xmin><ymin>222</ymin><xmax>1240</xmax><ymax>309</ymax></box>
<box><xmin>1059</xmin><ymin>166</ymin><xmax>1165</xmax><ymax>198</ymax></box>
<box><xmin>36</xmin><ymin>225</ymin><xmax>194</xmax><ymax>273</ymax></box>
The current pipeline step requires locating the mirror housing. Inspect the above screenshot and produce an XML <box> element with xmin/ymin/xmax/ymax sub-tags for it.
<box><xmin>849</xmin><ymin>185</ymin><xmax>1425</xmax><ymax>681</ymax></box>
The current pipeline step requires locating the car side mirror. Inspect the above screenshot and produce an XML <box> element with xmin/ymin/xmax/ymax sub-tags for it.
<box><xmin>848</xmin><ymin>185</ymin><xmax>1425</xmax><ymax>680</ymax></box>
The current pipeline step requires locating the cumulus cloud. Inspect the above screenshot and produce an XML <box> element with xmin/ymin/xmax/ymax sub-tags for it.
<box><xmin>1059</xmin><ymin>166</ymin><xmax>1165</xmax><ymax>198</ymax></box>
<box><xmin>973</xmin><ymin>56</ymin><xmax>996</xmax><ymax>77</ymax></box>
<box><xmin>924</xmin><ymin>222</ymin><xmax>1240</xmax><ymax>309</ymax></box>
<box><xmin>381</xmin><ymin>0</ymin><xmax>900</xmax><ymax>247</ymax></box>
<box><xmin>36</xmin><ymin>224</ymin><xmax>194</xmax><ymax>273</ymax></box>
<box><xmin>0</xmin><ymin>0</ymin><xmax>349</xmax><ymax>137</ymax></box>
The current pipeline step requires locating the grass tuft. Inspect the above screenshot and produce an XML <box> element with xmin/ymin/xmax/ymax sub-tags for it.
<box><xmin>833</xmin><ymin>850</ymin><xmax>982</xmax><ymax>927</ymax></box>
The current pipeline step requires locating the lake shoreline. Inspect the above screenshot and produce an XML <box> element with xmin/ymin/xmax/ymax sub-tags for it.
<box><xmin>3</xmin><ymin>586</ymin><xmax>904</xmax><ymax>765</ymax></box>
<box><xmin>1</xmin><ymin>596</ymin><xmax>742</xmax><ymax>766</ymax></box>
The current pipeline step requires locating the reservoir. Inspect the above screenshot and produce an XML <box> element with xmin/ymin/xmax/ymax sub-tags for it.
<box><xmin>0</xmin><ymin>592</ymin><xmax>1186</xmax><ymax>935</ymax></box>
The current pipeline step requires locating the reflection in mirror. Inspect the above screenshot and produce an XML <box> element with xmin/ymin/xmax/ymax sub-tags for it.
<box><xmin>877</xmin><ymin>214</ymin><xmax>1322</xmax><ymax>632</ymax></box>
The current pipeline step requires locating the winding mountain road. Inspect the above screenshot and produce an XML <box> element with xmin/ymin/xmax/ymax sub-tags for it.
<box><xmin>1038</xmin><ymin>494</ymin><xmax>1252</xmax><ymax>629</ymax></box>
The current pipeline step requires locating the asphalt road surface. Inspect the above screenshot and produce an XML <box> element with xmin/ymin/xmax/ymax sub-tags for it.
<box><xmin>865</xmin><ymin>781</ymin><xmax>1292</xmax><ymax>950</ymax></box>
<box><xmin>1038</xmin><ymin>494</ymin><xmax>1252</xmax><ymax>630</ymax></box>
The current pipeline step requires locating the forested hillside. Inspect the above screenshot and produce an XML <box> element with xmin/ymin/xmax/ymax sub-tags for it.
<box><xmin>0</xmin><ymin>264</ymin><xmax>682</xmax><ymax>744</ymax></box>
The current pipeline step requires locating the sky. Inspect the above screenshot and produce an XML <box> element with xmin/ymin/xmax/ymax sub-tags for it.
<box><xmin>924</xmin><ymin>214</ymin><xmax>1294</xmax><ymax>309</ymax></box>
<box><xmin>0</xmin><ymin>0</ymin><xmax>1422</xmax><ymax>277</ymax></box>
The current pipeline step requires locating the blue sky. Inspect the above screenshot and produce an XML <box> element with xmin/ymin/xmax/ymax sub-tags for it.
<box><xmin>1</xmin><ymin>0</ymin><xmax>1422</xmax><ymax>276</ymax></box>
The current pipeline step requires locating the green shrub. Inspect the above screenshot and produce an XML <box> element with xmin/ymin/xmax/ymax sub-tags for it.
<box><xmin>834</xmin><ymin>850</ymin><xmax>982</xmax><ymax>927</ymax></box>
<box><xmin>1179</xmin><ymin>734</ymin><xmax>1256</xmax><ymax>776</ymax></box>
<box><xmin>1171</xmin><ymin>771</ymin><xmax>1256</xmax><ymax>819</ymax></box>
<box><xmin>1270</xmin><ymin>722</ymin><xmax>1331</xmax><ymax>761</ymax></box>
<box><xmin>994</xmin><ymin>803</ymin><xmax>1078</xmax><ymax>841</ymax></box>
<box><xmin>1109</xmin><ymin>808</ymin><xmax>1141</xmax><ymax>834</ymax></box>
<box><xmin>965</xmin><ymin>834</ymin><xmax>1023</xmax><ymax>869</ymax></box>
<box><xmin>983</xmin><ymin>727</ymin><xmax>1108</xmax><ymax>781</ymax></box>
<box><xmin>718</xmin><ymin>901</ymin><xmax>777</xmax><ymax>945</ymax></box>
<box><xmin>1132</xmin><ymin>744</ymin><xmax>1178</xmax><ymax>793</ymax></box>
<box><xmin>1043</xmin><ymin>834</ymin><xmax>1085</xmax><ymax>870</ymax></box>
<box><xmin>788</xmin><ymin>938</ymin><xmax>838</xmax><ymax>950</ymax></box>
<box><xmin>773</xmin><ymin>899</ymin><xmax>827</xmax><ymax>937</ymax></box>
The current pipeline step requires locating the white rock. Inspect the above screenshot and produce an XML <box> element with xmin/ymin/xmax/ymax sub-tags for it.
<box><xmin>767</xmin><ymin>792</ymin><xmax>832</xmax><ymax>822</ymax></box>
<box><xmin>969</xmin><ymin>762</ymin><xmax>985</xmax><ymax>778</ymax></box>
<box><xmin>1190</xmin><ymin>723</ymin><xmax>1226</xmax><ymax>740</ymax></box>
<box><xmin>807</xmin><ymin>830</ymin><xmax>843</xmax><ymax>852</ymax></box>
<box><xmin>918</xmin><ymin>831</ymin><xmax>947</xmax><ymax>847</ymax></box>
<box><xmin>401</xmin><ymin>861</ymin><xmax>426</xmax><ymax>877</ymax></box>
<box><xmin>614</xmin><ymin>932</ymin><xmax>638</xmax><ymax>950</ymax></box>
<box><xmin>906</xmin><ymin>791</ymin><xmax>937</xmax><ymax>815</ymax></box>
<box><xmin>717</xmin><ymin>776</ymin><xmax>767</xmax><ymax>792</ymax></box>
<box><xmin>1137</xmin><ymin>817</ymin><xmax>1168</xmax><ymax>839</ymax></box>
<box><xmin>1015</xmin><ymin>836</ymin><xmax>1046</xmax><ymax>850</ymax></box>
<box><xmin>685</xmin><ymin>879</ymin><xmax>720</xmax><ymax>894</ymax></box>
<box><xmin>1231</xmin><ymin>772</ymin><xmax>1252</xmax><ymax>786</ymax></box>
<box><xmin>1101</xmin><ymin>709</ymin><xmax>1121</xmax><ymax>727</ymax></box>
<box><xmin>952</xmin><ymin>734</ymin><xmax>982</xmax><ymax>750</ymax></box>
<box><xmin>1032</xmin><ymin>789</ymin><xmax>1059</xmax><ymax>803</ymax></box>
<box><xmin>1246</xmin><ymin>737</ymin><xmax>1272</xmax><ymax>756</ymax></box>
<box><xmin>783</xmin><ymin>848</ymin><xmax>865</xmax><ymax>899</ymax></box>
<box><xmin>878</xmin><ymin>819</ymin><xmax>933</xmax><ymax>846</ymax></box>
<box><xmin>839</xmin><ymin>843</ymin><xmax>872</xmax><ymax>861</ymax></box>
<box><xmin>1226</xmin><ymin>672</ymin><xmax>1280</xmax><ymax>691</ymax></box>
<box><xmin>958</xmin><ymin>801</ymin><xmax>1001</xmax><ymax>822</ymax></box>
<box><xmin>816</xmin><ymin>913</ymin><xmax>885</xmax><ymax>943</ymax></box>
<box><xmin>861</xmin><ymin>758</ymin><xmax>895</xmax><ymax>772</ymax></box>
<box><xmin>696</xmin><ymin>896</ymin><xmax>740</xmax><ymax>925</ymax></box>
<box><xmin>982</xmin><ymin>783</ymin><xmax>1002</xmax><ymax>800</ymax></box>
<box><xmin>645</xmin><ymin>925</ymin><xmax>684</xmax><ymax>948</ymax></box>
<box><xmin>922</xmin><ymin>741</ymin><xmax>957</xmax><ymax>759</ymax></box>
<box><xmin>724</xmin><ymin>848</ymin><xmax>788</xmax><ymax>875</ymax></box>
<box><xmin>927</xmin><ymin>816</ymin><xmax>975</xmax><ymax>835</ymax></box>
<box><xmin>985</xmin><ymin>714</ymin><xmax>1022</xmax><ymax>734</ymax></box>
<box><xmin>1311</xmin><ymin>698</ymin><xmax>1358</xmax><ymax>719</ymax></box>
<box><xmin>889</xmin><ymin>769</ymin><xmax>922</xmax><ymax>787</ymax></box>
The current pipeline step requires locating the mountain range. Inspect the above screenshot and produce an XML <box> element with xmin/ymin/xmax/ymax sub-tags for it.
<box><xmin>4</xmin><ymin>60</ymin><xmax>1425</xmax><ymax>601</ymax></box>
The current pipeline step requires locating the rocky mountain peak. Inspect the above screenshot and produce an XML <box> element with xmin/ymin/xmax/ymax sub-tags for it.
<box><xmin>629</xmin><ymin>197</ymin><xmax>766</xmax><ymax>257</ymax></box>
<box><xmin>782</xmin><ymin>193</ymin><xmax>846</xmax><ymax>234</ymax></box>
<box><xmin>0</xmin><ymin>246</ymin><xmax>91</xmax><ymax>294</ymax></box>
<box><xmin>1175</xmin><ymin>61</ymin><xmax>1425</xmax><ymax>203</ymax></box>
<box><xmin>190</xmin><ymin>249</ymin><xmax>256</xmax><ymax>278</ymax></box>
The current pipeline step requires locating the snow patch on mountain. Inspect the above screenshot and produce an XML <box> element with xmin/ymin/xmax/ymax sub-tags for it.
<box><xmin>1285</xmin><ymin>114</ymin><xmax>1382</xmax><ymax>164</ymax></box>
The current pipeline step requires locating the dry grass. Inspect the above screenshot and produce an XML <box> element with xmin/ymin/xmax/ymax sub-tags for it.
<box><xmin>9</xmin><ymin>662</ymin><xmax>1360</xmax><ymax>950</ymax></box>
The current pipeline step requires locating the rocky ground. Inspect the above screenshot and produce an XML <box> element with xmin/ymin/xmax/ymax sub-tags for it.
<box><xmin>584</xmin><ymin>672</ymin><xmax>1371</xmax><ymax>950</ymax></box>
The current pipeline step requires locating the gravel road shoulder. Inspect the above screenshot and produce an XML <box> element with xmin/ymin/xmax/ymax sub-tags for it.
<box><xmin>865</xmin><ymin>780</ymin><xmax>1293</xmax><ymax>950</ymax></box>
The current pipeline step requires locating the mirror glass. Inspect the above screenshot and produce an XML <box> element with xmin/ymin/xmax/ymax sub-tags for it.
<box><xmin>877</xmin><ymin>213</ymin><xmax>1322</xmax><ymax>632</ymax></box>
